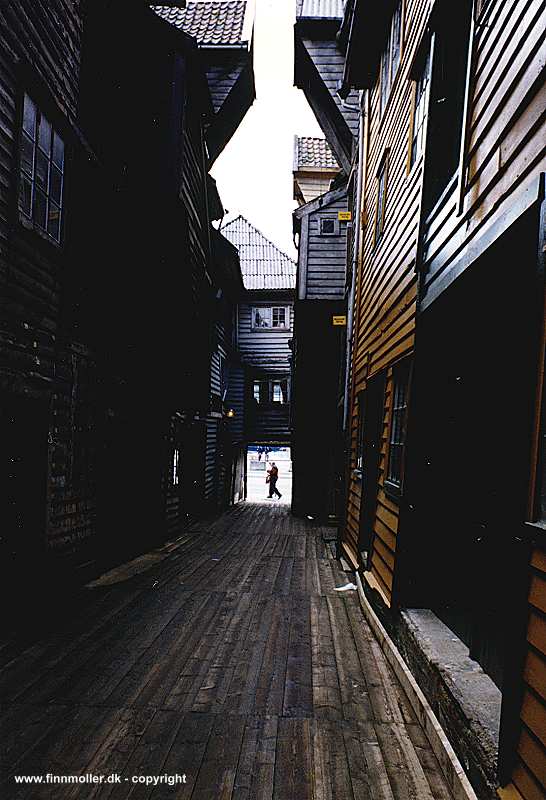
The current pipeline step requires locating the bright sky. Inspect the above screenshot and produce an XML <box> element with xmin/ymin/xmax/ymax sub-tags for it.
<box><xmin>210</xmin><ymin>0</ymin><xmax>322</xmax><ymax>258</ymax></box>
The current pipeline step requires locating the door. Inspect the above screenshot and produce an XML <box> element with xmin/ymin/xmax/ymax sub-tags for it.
<box><xmin>358</xmin><ymin>373</ymin><xmax>386</xmax><ymax>565</ymax></box>
<box><xmin>1</xmin><ymin>394</ymin><xmax>49</xmax><ymax>577</ymax></box>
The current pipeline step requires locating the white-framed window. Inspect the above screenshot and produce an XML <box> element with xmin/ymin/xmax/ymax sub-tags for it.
<box><xmin>252</xmin><ymin>378</ymin><xmax>289</xmax><ymax>404</ymax></box>
<box><xmin>252</xmin><ymin>306</ymin><xmax>289</xmax><ymax>330</ymax></box>
<box><xmin>319</xmin><ymin>217</ymin><xmax>339</xmax><ymax>236</ymax></box>
<box><xmin>19</xmin><ymin>94</ymin><xmax>65</xmax><ymax>242</ymax></box>
<box><xmin>172</xmin><ymin>449</ymin><xmax>180</xmax><ymax>486</ymax></box>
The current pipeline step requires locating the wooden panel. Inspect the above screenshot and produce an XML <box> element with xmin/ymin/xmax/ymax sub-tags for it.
<box><xmin>422</xmin><ymin>0</ymin><xmax>546</xmax><ymax>302</ymax></box>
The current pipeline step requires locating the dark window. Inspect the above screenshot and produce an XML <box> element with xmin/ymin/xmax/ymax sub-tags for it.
<box><xmin>386</xmin><ymin>362</ymin><xmax>411</xmax><ymax>489</ymax></box>
<box><xmin>320</xmin><ymin>217</ymin><xmax>339</xmax><ymax>236</ymax></box>
<box><xmin>374</xmin><ymin>156</ymin><xmax>388</xmax><ymax>246</ymax></box>
<box><xmin>379</xmin><ymin>1</ymin><xmax>404</xmax><ymax>116</ymax></box>
<box><xmin>410</xmin><ymin>48</ymin><xmax>432</xmax><ymax>168</ymax></box>
<box><xmin>19</xmin><ymin>94</ymin><xmax>65</xmax><ymax>242</ymax></box>
<box><xmin>355</xmin><ymin>393</ymin><xmax>365</xmax><ymax>475</ymax></box>
<box><xmin>425</xmin><ymin>0</ymin><xmax>473</xmax><ymax>208</ymax></box>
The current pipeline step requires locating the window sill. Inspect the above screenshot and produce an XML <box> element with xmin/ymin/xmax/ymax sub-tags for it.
<box><xmin>251</xmin><ymin>327</ymin><xmax>290</xmax><ymax>333</ymax></box>
<box><xmin>383</xmin><ymin>480</ymin><xmax>402</xmax><ymax>502</ymax></box>
<box><xmin>19</xmin><ymin>212</ymin><xmax>62</xmax><ymax>250</ymax></box>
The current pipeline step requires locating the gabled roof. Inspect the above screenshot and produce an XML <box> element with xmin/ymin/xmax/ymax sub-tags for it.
<box><xmin>153</xmin><ymin>1</ymin><xmax>248</xmax><ymax>47</ymax></box>
<box><xmin>295</xmin><ymin>136</ymin><xmax>339</xmax><ymax>171</ymax></box>
<box><xmin>221</xmin><ymin>216</ymin><xmax>296</xmax><ymax>291</ymax></box>
<box><xmin>296</xmin><ymin>0</ymin><xmax>345</xmax><ymax>19</ymax></box>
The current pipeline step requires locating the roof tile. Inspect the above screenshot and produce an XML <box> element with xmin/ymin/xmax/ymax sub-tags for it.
<box><xmin>296</xmin><ymin>136</ymin><xmax>339</xmax><ymax>170</ymax></box>
<box><xmin>153</xmin><ymin>1</ymin><xmax>247</xmax><ymax>46</ymax></box>
<box><xmin>222</xmin><ymin>216</ymin><xmax>296</xmax><ymax>291</ymax></box>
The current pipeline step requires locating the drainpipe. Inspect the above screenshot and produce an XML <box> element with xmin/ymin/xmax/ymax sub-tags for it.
<box><xmin>343</xmin><ymin>90</ymin><xmax>368</xmax><ymax>431</ymax></box>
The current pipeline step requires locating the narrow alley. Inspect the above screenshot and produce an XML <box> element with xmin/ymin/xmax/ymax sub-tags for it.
<box><xmin>3</xmin><ymin>503</ymin><xmax>454</xmax><ymax>800</ymax></box>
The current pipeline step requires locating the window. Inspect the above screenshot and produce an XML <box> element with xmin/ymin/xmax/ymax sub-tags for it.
<box><xmin>409</xmin><ymin>48</ymin><xmax>432</xmax><ymax>169</ymax></box>
<box><xmin>374</xmin><ymin>155</ymin><xmax>388</xmax><ymax>246</ymax></box>
<box><xmin>172</xmin><ymin>449</ymin><xmax>180</xmax><ymax>486</ymax></box>
<box><xmin>253</xmin><ymin>378</ymin><xmax>289</xmax><ymax>404</ymax></box>
<box><xmin>252</xmin><ymin>306</ymin><xmax>289</xmax><ymax>330</ymax></box>
<box><xmin>386</xmin><ymin>362</ymin><xmax>410</xmax><ymax>490</ymax></box>
<box><xmin>378</xmin><ymin>1</ymin><xmax>404</xmax><ymax>116</ymax></box>
<box><xmin>320</xmin><ymin>217</ymin><xmax>339</xmax><ymax>236</ymax></box>
<box><xmin>19</xmin><ymin>94</ymin><xmax>65</xmax><ymax>242</ymax></box>
<box><xmin>355</xmin><ymin>393</ymin><xmax>365</xmax><ymax>475</ymax></box>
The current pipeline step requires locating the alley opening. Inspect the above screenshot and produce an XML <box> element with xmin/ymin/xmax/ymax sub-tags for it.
<box><xmin>246</xmin><ymin>444</ymin><xmax>292</xmax><ymax>504</ymax></box>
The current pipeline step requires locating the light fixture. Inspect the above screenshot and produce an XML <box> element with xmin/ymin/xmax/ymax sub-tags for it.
<box><xmin>226</xmin><ymin>409</ymin><xmax>235</xmax><ymax>418</ymax></box>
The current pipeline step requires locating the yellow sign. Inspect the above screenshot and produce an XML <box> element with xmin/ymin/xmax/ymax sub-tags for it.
<box><xmin>338</xmin><ymin>211</ymin><xmax>352</xmax><ymax>221</ymax></box>
<box><xmin>333</xmin><ymin>315</ymin><xmax>347</xmax><ymax>326</ymax></box>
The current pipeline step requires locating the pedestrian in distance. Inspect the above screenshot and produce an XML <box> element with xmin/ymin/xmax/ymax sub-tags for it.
<box><xmin>266</xmin><ymin>462</ymin><xmax>282</xmax><ymax>499</ymax></box>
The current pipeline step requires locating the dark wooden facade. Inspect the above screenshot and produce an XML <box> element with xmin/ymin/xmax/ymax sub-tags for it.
<box><xmin>291</xmin><ymin>184</ymin><xmax>349</xmax><ymax>519</ymax></box>
<box><xmin>0</xmin><ymin>1</ymin><xmax>254</xmax><ymax>599</ymax></box>
<box><xmin>222</xmin><ymin>216</ymin><xmax>296</xmax><ymax>452</ymax></box>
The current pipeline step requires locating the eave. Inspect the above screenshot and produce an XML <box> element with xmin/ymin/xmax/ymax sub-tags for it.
<box><xmin>341</xmin><ymin>0</ymin><xmax>399</xmax><ymax>91</ymax></box>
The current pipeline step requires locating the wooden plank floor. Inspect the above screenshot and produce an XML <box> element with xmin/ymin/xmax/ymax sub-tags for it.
<box><xmin>1</xmin><ymin>503</ymin><xmax>456</xmax><ymax>799</ymax></box>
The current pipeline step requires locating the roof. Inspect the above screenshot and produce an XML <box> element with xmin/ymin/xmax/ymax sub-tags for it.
<box><xmin>153</xmin><ymin>1</ymin><xmax>248</xmax><ymax>46</ymax></box>
<box><xmin>221</xmin><ymin>216</ymin><xmax>296</xmax><ymax>291</ymax></box>
<box><xmin>296</xmin><ymin>0</ymin><xmax>345</xmax><ymax>19</ymax></box>
<box><xmin>295</xmin><ymin>136</ymin><xmax>340</xmax><ymax>170</ymax></box>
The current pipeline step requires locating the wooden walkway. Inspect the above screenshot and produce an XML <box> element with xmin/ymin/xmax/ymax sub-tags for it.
<box><xmin>2</xmin><ymin>503</ymin><xmax>456</xmax><ymax>799</ymax></box>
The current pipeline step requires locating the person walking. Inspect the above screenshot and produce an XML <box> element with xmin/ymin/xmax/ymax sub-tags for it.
<box><xmin>266</xmin><ymin>462</ymin><xmax>282</xmax><ymax>499</ymax></box>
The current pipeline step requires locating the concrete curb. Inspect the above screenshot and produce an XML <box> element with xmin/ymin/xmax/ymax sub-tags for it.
<box><xmin>355</xmin><ymin>573</ymin><xmax>479</xmax><ymax>800</ymax></box>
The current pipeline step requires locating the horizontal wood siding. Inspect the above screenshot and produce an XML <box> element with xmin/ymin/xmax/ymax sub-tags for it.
<box><xmin>226</xmin><ymin>363</ymin><xmax>245</xmax><ymax>443</ymax></box>
<box><xmin>206</xmin><ymin>52</ymin><xmax>248</xmax><ymax>115</ymax></box>
<box><xmin>422</xmin><ymin>0</ymin><xmax>546</xmax><ymax>304</ymax></box>
<box><xmin>507</xmin><ymin>546</ymin><xmax>546</xmax><ymax>800</ymax></box>
<box><xmin>295</xmin><ymin>171</ymin><xmax>337</xmax><ymax>204</ymax></box>
<box><xmin>237</xmin><ymin>301</ymin><xmax>294</xmax><ymax>373</ymax></box>
<box><xmin>302</xmin><ymin>38</ymin><xmax>360</xmax><ymax>139</ymax></box>
<box><xmin>304</xmin><ymin>197</ymin><xmax>348</xmax><ymax>299</ymax></box>
<box><xmin>343</xmin><ymin>0</ymin><xmax>429</xmax><ymax>575</ymax></box>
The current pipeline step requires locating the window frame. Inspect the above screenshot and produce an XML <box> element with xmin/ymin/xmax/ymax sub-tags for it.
<box><xmin>172</xmin><ymin>448</ymin><xmax>180</xmax><ymax>487</ymax></box>
<box><xmin>18</xmin><ymin>92</ymin><xmax>65</xmax><ymax>245</ymax></box>
<box><xmin>384</xmin><ymin>360</ymin><xmax>411</xmax><ymax>498</ymax></box>
<box><xmin>407</xmin><ymin>42</ymin><xmax>432</xmax><ymax>173</ymax></box>
<box><xmin>252</xmin><ymin>377</ymin><xmax>290</xmax><ymax>405</ymax></box>
<box><xmin>251</xmin><ymin>306</ymin><xmax>290</xmax><ymax>331</ymax></box>
<box><xmin>319</xmin><ymin>216</ymin><xmax>340</xmax><ymax>237</ymax></box>
<box><xmin>373</xmin><ymin>153</ymin><xmax>389</xmax><ymax>249</ymax></box>
<box><xmin>378</xmin><ymin>0</ymin><xmax>405</xmax><ymax>118</ymax></box>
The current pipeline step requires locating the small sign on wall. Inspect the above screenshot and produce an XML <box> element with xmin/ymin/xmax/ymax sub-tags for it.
<box><xmin>338</xmin><ymin>211</ymin><xmax>352</xmax><ymax>221</ymax></box>
<box><xmin>333</xmin><ymin>315</ymin><xmax>347</xmax><ymax>326</ymax></box>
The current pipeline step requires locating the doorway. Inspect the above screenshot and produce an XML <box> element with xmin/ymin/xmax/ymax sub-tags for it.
<box><xmin>246</xmin><ymin>444</ymin><xmax>292</xmax><ymax>503</ymax></box>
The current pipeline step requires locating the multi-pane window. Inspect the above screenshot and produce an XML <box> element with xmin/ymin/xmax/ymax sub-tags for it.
<box><xmin>20</xmin><ymin>94</ymin><xmax>65</xmax><ymax>242</ymax></box>
<box><xmin>410</xmin><ymin>48</ymin><xmax>432</xmax><ymax>168</ymax></box>
<box><xmin>252</xmin><ymin>306</ymin><xmax>289</xmax><ymax>330</ymax></box>
<box><xmin>386</xmin><ymin>362</ymin><xmax>410</xmax><ymax>489</ymax></box>
<box><xmin>374</xmin><ymin>156</ymin><xmax>388</xmax><ymax>246</ymax></box>
<box><xmin>379</xmin><ymin>1</ymin><xmax>404</xmax><ymax>116</ymax></box>
<box><xmin>253</xmin><ymin>378</ymin><xmax>289</xmax><ymax>404</ymax></box>
<box><xmin>172</xmin><ymin>449</ymin><xmax>180</xmax><ymax>486</ymax></box>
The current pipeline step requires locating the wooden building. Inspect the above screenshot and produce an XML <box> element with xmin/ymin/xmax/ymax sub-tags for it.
<box><xmin>222</xmin><ymin>215</ymin><xmax>296</xmax><ymax>451</ymax></box>
<box><xmin>291</xmin><ymin>137</ymin><xmax>348</xmax><ymax>519</ymax></box>
<box><xmin>336</xmin><ymin>0</ymin><xmax>546</xmax><ymax>797</ymax></box>
<box><xmin>0</xmin><ymin>0</ymin><xmax>255</xmax><ymax>597</ymax></box>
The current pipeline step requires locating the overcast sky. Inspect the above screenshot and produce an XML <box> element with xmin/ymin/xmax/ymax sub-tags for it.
<box><xmin>210</xmin><ymin>0</ymin><xmax>322</xmax><ymax>258</ymax></box>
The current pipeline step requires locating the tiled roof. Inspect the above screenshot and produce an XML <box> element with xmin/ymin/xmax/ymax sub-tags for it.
<box><xmin>296</xmin><ymin>0</ymin><xmax>345</xmax><ymax>19</ymax></box>
<box><xmin>296</xmin><ymin>136</ymin><xmax>339</xmax><ymax>170</ymax></box>
<box><xmin>221</xmin><ymin>216</ymin><xmax>296</xmax><ymax>291</ymax></box>
<box><xmin>153</xmin><ymin>1</ymin><xmax>247</xmax><ymax>46</ymax></box>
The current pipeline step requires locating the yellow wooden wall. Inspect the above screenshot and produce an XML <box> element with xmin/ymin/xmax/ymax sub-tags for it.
<box><xmin>498</xmin><ymin>548</ymin><xmax>546</xmax><ymax>800</ymax></box>
<box><xmin>343</xmin><ymin>0</ymin><xmax>429</xmax><ymax>602</ymax></box>
<box><xmin>421</xmin><ymin>0</ymin><xmax>546</xmax><ymax>303</ymax></box>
